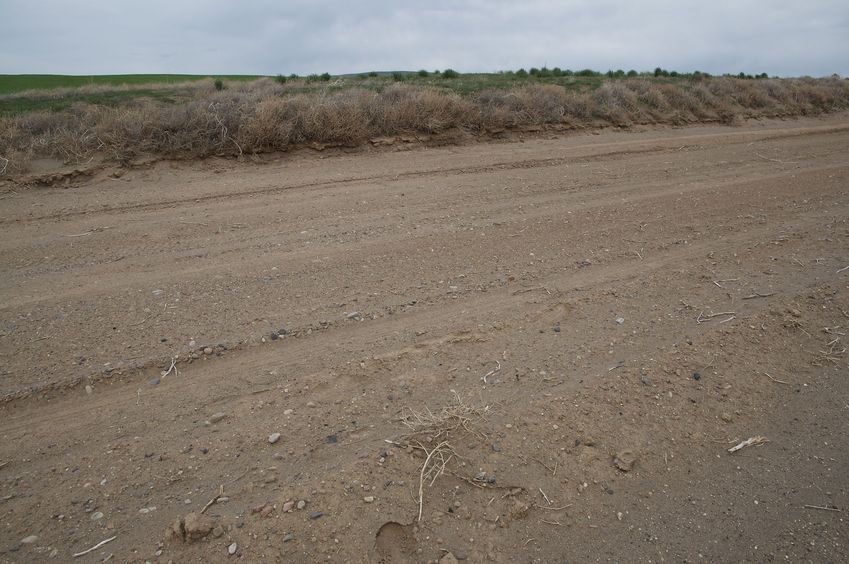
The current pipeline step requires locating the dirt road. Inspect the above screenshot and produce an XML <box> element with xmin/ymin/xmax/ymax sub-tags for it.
<box><xmin>1</xmin><ymin>115</ymin><xmax>848</xmax><ymax>562</ymax></box>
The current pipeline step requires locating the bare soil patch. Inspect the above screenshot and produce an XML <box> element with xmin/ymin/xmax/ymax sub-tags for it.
<box><xmin>1</xmin><ymin>115</ymin><xmax>848</xmax><ymax>562</ymax></box>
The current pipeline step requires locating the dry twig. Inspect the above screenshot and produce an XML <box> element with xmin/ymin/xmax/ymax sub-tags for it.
<box><xmin>743</xmin><ymin>292</ymin><xmax>775</xmax><ymax>300</ymax></box>
<box><xmin>763</xmin><ymin>372</ymin><xmax>788</xmax><ymax>385</ymax></box>
<box><xmin>697</xmin><ymin>311</ymin><xmax>737</xmax><ymax>323</ymax></box>
<box><xmin>200</xmin><ymin>484</ymin><xmax>225</xmax><ymax>514</ymax></box>
<box><xmin>803</xmin><ymin>504</ymin><xmax>841</xmax><ymax>512</ymax></box>
<box><xmin>73</xmin><ymin>536</ymin><xmax>117</xmax><ymax>558</ymax></box>
<box><xmin>416</xmin><ymin>440</ymin><xmax>454</xmax><ymax>521</ymax></box>
<box><xmin>481</xmin><ymin>360</ymin><xmax>501</xmax><ymax>384</ymax></box>
<box><xmin>728</xmin><ymin>436</ymin><xmax>767</xmax><ymax>454</ymax></box>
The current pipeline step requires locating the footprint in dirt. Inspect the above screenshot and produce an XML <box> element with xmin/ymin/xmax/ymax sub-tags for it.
<box><xmin>373</xmin><ymin>521</ymin><xmax>418</xmax><ymax>563</ymax></box>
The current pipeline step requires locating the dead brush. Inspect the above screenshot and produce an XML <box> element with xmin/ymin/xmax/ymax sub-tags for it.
<box><xmin>396</xmin><ymin>391</ymin><xmax>493</xmax><ymax>521</ymax></box>
<box><xmin>399</xmin><ymin>389</ymin><xmax>491</xmax><ymax>441</ymax></box>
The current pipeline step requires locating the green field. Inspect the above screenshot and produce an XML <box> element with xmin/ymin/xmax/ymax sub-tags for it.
<box><xmin>0</xmin><ymin>74</ymin><xmax>263</xmax><ymax>95</ymax></box>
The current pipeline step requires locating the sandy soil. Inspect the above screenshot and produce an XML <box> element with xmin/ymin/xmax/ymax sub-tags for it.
<box><xmin>1</xmin><ymin>115</ymin><xmax>848</xmax><ymax>563</ymax></box>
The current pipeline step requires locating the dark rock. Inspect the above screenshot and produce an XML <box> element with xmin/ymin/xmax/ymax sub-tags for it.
<box><xmin>693</xmin><ymin>372</ymin><xmax>701</xmax><ymax>381</ymax></box>
<box><xmin>326</xmin><ymin>435</ymin><xmax>338</xmax><ymax>444</ymax></box>
<box><xmin>308</xmin><ymin>511</ymin><xmax>323</xmax><ymax>520</ymax></box>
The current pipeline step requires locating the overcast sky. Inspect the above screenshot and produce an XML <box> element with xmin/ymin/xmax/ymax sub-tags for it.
<box><xmin>2</xmin><ymin>1</ymin><xmax>848</xmax><ymax>77</ymax></box>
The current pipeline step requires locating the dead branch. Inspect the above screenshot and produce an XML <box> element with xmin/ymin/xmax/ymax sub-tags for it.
<box><xmin>200</xmin><ymin>484</ymin><xmax>225</xmax><ymax>514</ymax></box>
<box><xmin>728</xmin><ymin>436</ymin><xmax>767</xmax><ymax>454</ymax></box>
<box><xmin>73</xmin><ymin>536</ymin><xmax>117</xmax><ymax>558</ymax></box>
<box><xmin>481</xmin><ymin>360</ymin><xmax>501</xmax><ymax>384</ymax></box>
<box><xmin>417</xmin><ymin>440</ymin><xmax>454</xmax><ymax>522</ymax></box>
<box><xmin>762</xmin><ymin>372</ymin><xmax>789</xmax><ymax>385</ymax></box>
<box><xmin>696</xmin><ymin>311</ymin><xmax>737</xmax><ymax>323</ymax></box>
<box><xmin>743</xmin><ymin>292</ymin><xmax>775</xmax><ymax>300</ymax></box>
<box><xmin>803</xmin><ymin>504</ymin><xmax>841</xmax><ymax>512</ymax></box>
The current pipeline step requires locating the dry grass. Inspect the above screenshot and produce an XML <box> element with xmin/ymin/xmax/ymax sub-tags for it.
<box><xmin>2</xmin><ymin>76</ymin><xmax>848</xmax><ymax>176</ymax></box>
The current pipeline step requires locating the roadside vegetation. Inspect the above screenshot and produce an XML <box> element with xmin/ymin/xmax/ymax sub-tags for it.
<box><xmin>1</xmin><ymin>69</ymin><xmax>847</xmax><ymax>176</ymax></box>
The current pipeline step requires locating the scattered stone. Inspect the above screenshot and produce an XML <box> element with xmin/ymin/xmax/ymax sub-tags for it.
<box><xmin>613</xmin><ymin>450</ymin><xmax>637</xmax><ymax>472</ymax></box>
<box><xmin>203</xmin><ymin>347</ymin><xmax>213</xmax><ymax>355</ymax></box>
<box><xmin>210</xmin><ymin>412</ymin><xmax>226</xmax><ymax>424</ymax></box>
<box><xmin>440</xmin><ymin>553</ymin><xmax>460</xmax><ymax>564</ymax></box>
<box><xmin>283</xmin><ymin>409</ymin><xmax>293</xmax><ymax>415</ymax></box>
<box><xmin>577</xmin><ymin>258</ymin><xmax>592</xmax><ymax>268</ymax></box>
<box><xmin>268</xmin><ymin>432</ymin><xmax>281</xmax><ymax>444</ymax></box>
<box><xmin>270</xmin><ymin>331</ymin><xmax>279</xmax><ymax>340</ymax></box>
<box><xmin>553</xmin><ymin>324</ymin><xmax>561</xmax><ymax>333</ymax></box>
<box><xmin>20</xmin><ymin>535</ymin><xmax>38</xmax><ymax>545</ymax></box>
<box><xmin>149</xmin><ymin>378</ymin><xmax>160</xmax><ymax>386</ymax></box>
<box><xmin>308</xmin><ymin>511</ymin><xmax>323</xmax><ymax>520</ymax></box>
<box><xmin>509</xmin><ymin>499</ymin><xmax>530</xmax><ymax>520</ymax></box>
<box><xmin>693</xmin><ymin>372</ymin><xmax>701</xmax><ymax>381</ymax></box>
<box><xmin>364</xmin><ymin>496</ymin><xmax>375</xmax><ymax>503</ymax></box>
<box><xmin>166</xmin><ymin>512</ymin><xmax>216</xmax><ymax>543</ymax></box>
<box><xmin>326</xmin><ymin>435</ymin><xmax>338</xmax><ymax>444</ymax></box>
<box><xmin>306</xmin><ymin>401</ymin><xmax>317</xmax><ymax>408</ymax></box>
<box><xmin>217</xmin><ymin>497</ymin><xmax>229</xmax><ymax>504</ymax></box>
<box><xmin>85</xmin><ymin>385</ymin><xmax>93</xmax><ymax>395</ymax></box>
<box><xmin>212</xmin><ymin>525</ymin><xmax>224</xmax><ymax>538</ymax></box>
<box><xmin>228</xmin><ymin>542</ymin><xmax>237</xmax><ymax>555</ymax></box>
<box><xmin>346</xmin><ymin>311</ymin><xmax>361</xmax><ymax>320</ymax></box>
<box><xmin>282</xmin><ymin>533</ymin><xmax>294</xmax><ymax>543</ymax></box>
<box><xmin>282</xmin><ymin>501</ymin><xmax>295</xmax><ymax>512</ymax></box>
<box><xmin>139</xmin><ymin>506</ymin><xmax>157</xmax><ymax>514</ymax></box>
<box><xmin>183</xmin><ymin>512</ymin><xmax>215</xmax><ymax>541</ymax></box>
<box><xmin>491</xmin><ymin>443</ymin><xmax>502</xmax><ymax>453</ymax></box>
<box><xmin>200</xmin><ymin>447</ymin><xmax>209</xmax><ymax>454</ymax></box>
<box><xmin>297</xmin><ymin>500</ymin><xmax>306</xmax><ymax>510</ymax></box>
<box><xmin>615</xmin><ymin>317</ymin><xmax>625</xmax><ymax>324</ymax></box>
<box><xmin>90</xmin><ymin>511</ymin><xmax>103</xmax><ymax>521</ymax></box>
<box><xmin>721</xmin><ymin>412</ymin><xmax>733</xmax><ymax>423</ymax></box>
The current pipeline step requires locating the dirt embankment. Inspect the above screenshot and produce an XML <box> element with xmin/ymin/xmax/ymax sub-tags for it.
<box><xmin>1</xmin><ymin>115</ymin><xmax>848</xmax><ymax>562</ymax></box>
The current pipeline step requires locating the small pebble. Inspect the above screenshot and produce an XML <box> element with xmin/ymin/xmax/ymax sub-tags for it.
<box><xmin>693</xmin><ymin>372</ymin><xmax>701</xmax><ymax>381</ymax></box>
<box><xmin>268</xmin><ymin>432</ymin><xmax>281</xmax><ymax>444</ymax></box>
<box><xmin>283</xmin><ymin>409</ymin><xmax>293</xmax><ymax>415</ymax></box>
<box><xmin>297</xmin><ymin>500</ymin><xmax>306</xmax><ymax>510</ymax></box>
<box><xmin>20</xmin><ymin>535</ymin><xmax>38</xmax><ymax>544</ymax></box>
<box><xmin>270</xmin><ymin>331</ymin><xmax>279</xmax><ymax>340</ymax></box>
<box><xmin>149</xmin><ymin>378</ymin><xmax>160</xmax><ymax>386</ymax></box>
<box><xmin>615</xmin><ymin>317</ymin><xmax>625</xmax><ymax>324</ymax></box>
<box><xmin>326</xmin><ymin>435</ymin><xmax>338</xmax><ymax>444</ymax></box>
<box><xmin>282</xmin><ymin>501</ymin><xmax>294</xmax><ymax>512</ymax></box>
<box><xmin>364</xmin><ymin>496</ymin><xmax>375</xmax><ymax>503</ymax></box>
<box><xmin>306</xmin><ymin>401</ymin><xmax>317</xmax><ymax>408</ymax></box>
<box><xmin>91</xmin><ymin>511</ymin><xmax>103</xmax><ymax>521</ymax></box>
<box><xmin>210</xmin><ymin>412</ymin><xmax>226</xmax><ymax>423</ymax></box>
<box><xmin>85</xmin><ymin>385</ymin><xmax>93</xmax><ymax>395</ymax></box>
<box><xmin>203</xmin><ymin>347</ymin><xmax>213</xmax><ymax>355</ymax></box>
<box><xmin>283</xmin><ymin>533</ymin><xmax>294</xmax><ymax>542</ymax></box>
<box><xmin>308</xmin><ymin>511</ymin><xmax>323</xmax><ymax>519</ymax></box>
<box><xmin>228</xmin><ymin>542</ymin><xmax>237</xmax><ymax>555</ymax></box>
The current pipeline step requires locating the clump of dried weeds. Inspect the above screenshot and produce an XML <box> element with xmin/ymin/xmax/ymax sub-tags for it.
<box><xmin>2</xmin><ymin>76</ymin><xmax>848</xmax><ymax>176</ymax></box>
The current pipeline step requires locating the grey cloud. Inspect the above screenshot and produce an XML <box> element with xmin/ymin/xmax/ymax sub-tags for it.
<box><xmin>1</xmin><ymin>0</ymin><xmax>847</xmax><ymax>76</ymax></box>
